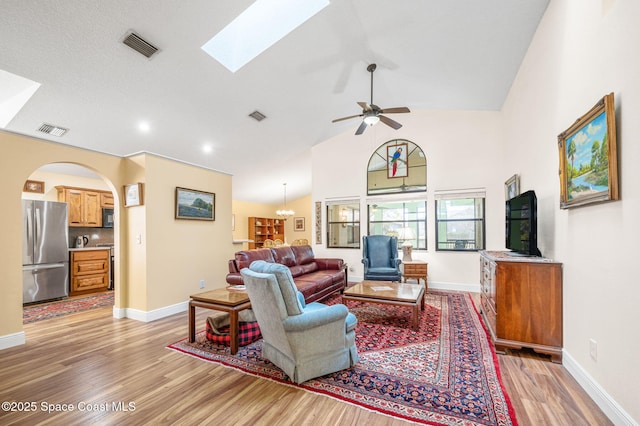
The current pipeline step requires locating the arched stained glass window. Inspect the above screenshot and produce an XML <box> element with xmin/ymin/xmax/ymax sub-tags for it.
<box><xmin>367</xmin><ymin>139</ymin><xmax>426</xmax><ymax>195</ymax></box>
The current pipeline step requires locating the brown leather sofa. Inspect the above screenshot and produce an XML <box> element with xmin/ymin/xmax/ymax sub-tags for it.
<box><xmin>226</xmin><ymin>245</ymin><xmax>346</xmax><ymax>303</ymax></box>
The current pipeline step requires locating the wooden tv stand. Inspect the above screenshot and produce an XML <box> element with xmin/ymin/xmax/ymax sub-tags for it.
<box><xmin>479</xmin><ymin>251</ymin><xmax>563</xmax><ymax>363</ymax></box>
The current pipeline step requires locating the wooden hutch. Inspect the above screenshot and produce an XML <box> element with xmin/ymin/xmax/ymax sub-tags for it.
<box><xmin>247</xmin><ymin>217</ymin><xmax>285</xmax><ymax>249</ymax></box>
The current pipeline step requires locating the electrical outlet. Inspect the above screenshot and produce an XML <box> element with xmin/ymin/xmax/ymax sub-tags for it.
<box><xmin>589</xmin><ymin>338</ymin><xmax>597</xmax><ymax>361</ymax></box>
<box><xmin>349</xmin><ymin>266</ymin><xmax>355</xmax><ymax>272</ymax></box>
<box><xmin>199</xmin><ymin>279</ymin><xmax>205</xmax><ymax>289</ymax></box>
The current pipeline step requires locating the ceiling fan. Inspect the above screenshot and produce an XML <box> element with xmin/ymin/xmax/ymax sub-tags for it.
<box><xmin>332</xmin><ymin>63</ymin><xmax>410</xmax><ymax>135</ymax></box>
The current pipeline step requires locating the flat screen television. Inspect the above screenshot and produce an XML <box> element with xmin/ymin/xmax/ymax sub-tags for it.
<box><xmin>505</xmin><ymin>190</ymin><xmax>541</xmax><ymax>256</ymax></box>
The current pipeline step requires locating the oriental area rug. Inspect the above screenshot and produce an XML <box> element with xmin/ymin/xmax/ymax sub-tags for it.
<box><xmin>23</xmin><ymin>291</ymin><xmax>114</xmax><ymax>324</ymax></box>
<box><xmin>168</xmin><ymin>291</ymin><xmax>517</xmax><ymax>425</ymax></box>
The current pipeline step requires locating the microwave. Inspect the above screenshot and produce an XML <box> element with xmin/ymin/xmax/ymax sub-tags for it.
<box><xmin>102</xmin><ymin>208</ymin><xmax>114</xmax><ymax>228</ymax></box>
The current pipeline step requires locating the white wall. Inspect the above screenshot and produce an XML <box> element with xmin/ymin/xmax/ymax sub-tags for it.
<box><xmin>502</xmin><ymin>0</ymin><xmax>639</xmax><ymax>423</ymax></box>
<box><xmin>312</xmin><ymin>109</ymin><xmax>505</xmax><ymax>291</ymax></box>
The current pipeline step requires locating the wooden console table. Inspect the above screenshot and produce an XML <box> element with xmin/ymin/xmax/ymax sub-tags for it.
<box><xmin>402</xmin><ymin>261</ymin><xmax>428</xmax><ymax>287</ymax></box>
<box><xmin>189</xmin><ymin>289</ymin><xmax>252</xmax><ymax>355</ymax></box>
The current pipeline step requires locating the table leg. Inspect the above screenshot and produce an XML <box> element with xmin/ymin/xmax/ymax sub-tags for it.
<box><xmin>188</xmin><ymin>301</ymin><xmax>196</xmax><ymax>343</ymax></box>
<box><xmin>229</xmin><ymin>310</ymin><xmax>239</xmax><ymax>355</ymax></box>
<box><xmin>412</xmin><ymin>304</ymin><xmax>419</xmax><ymax>331</ymax></box>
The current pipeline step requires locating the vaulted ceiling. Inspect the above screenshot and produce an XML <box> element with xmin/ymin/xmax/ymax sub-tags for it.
<box><xmin>0</xmin><ymin>1</ymin><xmax>548</xmax><ymax>204</ymax></box>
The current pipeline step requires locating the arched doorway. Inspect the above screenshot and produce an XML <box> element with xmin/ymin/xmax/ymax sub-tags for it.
<box><xmin>21</xmin><ymin>162</ymin><xmax>117</xmax><ymax>320</ymax></box>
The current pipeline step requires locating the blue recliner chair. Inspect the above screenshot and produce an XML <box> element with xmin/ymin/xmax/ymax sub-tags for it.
<box><xmin>362</xmin><ymin>235</ymin><xmax>402</xmax><ymax>281</ymax></box>
<box><xmin>240</xmin><ymin>260</ymin><xmax>359</xmax><ymax>384</ymax></box>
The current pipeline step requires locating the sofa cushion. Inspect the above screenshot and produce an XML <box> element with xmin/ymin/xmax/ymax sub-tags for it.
<box><xmin>298</xmin><ymin>261</ymin><xmax>318</xmax><ymax>275</ymax></box>
<box><xmin>236</xmin><ymin>248</ymin><xmax>274</xmax><ymax>271</ymax></box>
<box><xmin>249</xmin><ymin>260</ymin><xmax>304</xmax><ymax>316</ymax></box>
<box><xmin>290</xmin><ymin>245</ymin><xmax>315</xmax><ymax>265</ymax></box>
<box><xmin>271</xmin><ymin>246</ymin><xmax>297</xmax><ymax>267</ymax></box>
<box><xmin>288</xmin><ymin>265</ymin><xmax>304</xmax><ymax>278</ymax></box>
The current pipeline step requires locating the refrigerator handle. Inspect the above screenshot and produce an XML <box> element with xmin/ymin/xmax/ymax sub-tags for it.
<box><xmin>35</xmin><ymin>207</ymin><xmax>41</xmax><ymax>246</ymax></box>
<box><xmin>26</xmin><ymin>206</ymin><xmax>32</xmax><ymax>243</ymax></box>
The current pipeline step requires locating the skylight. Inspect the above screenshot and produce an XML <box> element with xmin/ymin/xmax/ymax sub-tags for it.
<box><xmin>0</xmin><ymin>69</ymin><xmax>41</xmax><ymax>128</ymax></box>
<box><xmin>201</xmin><ymin>0</ymin><xmax>329</xmax><ymax>73</ymax></box>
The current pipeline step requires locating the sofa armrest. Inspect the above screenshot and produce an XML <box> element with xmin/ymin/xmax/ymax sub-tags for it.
<box><xmin>226</xmin><ymin>272</ymin><xmax>244</xmax><ymax>286</ymax></box>
<box><xmin>228</xmin><ymin>259</ymin><xmax>239</xmax><ymax>273</ymax></box>
<box><xmin>314</xmin><ymin>258</ymin><xmax>344</xmax><ymax>270</ymax></box>
<box><xmin>282</xmin><ymin>304</ymin><xmax>348</xmax><ymax>332</ymax></box>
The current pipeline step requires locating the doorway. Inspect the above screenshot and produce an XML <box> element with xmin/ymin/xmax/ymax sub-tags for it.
<box><xmin>21</xmin><ymin>162</ymin><xmax>117</xmax><ymax>322</ymax></box>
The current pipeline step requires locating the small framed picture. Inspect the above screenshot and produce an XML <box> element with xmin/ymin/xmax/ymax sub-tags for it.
<box><xmin>124</xmin><ymin>183</ymin><xmax>143</xmax><ymax>207</ymax></box>
<box><xmin>294</xmin><ymin>217</ymin><xmax>305</xmax><ymax>232</ymax></box>
<box><xmin>175</xmin><ymin>187</ymin><xmax>215</xmax><ymax>220</ymax></box>
<box><xmin>504</xmin><ymin>174</ymin><xmax>520</xmax><ymax>200</ymax></box>
<box><xmin>23</xmin><ymin>180</ymin><xmax>44</xmax><ymax>194</ymax></box>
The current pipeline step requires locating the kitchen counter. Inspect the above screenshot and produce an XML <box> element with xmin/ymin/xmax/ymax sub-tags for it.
<box><xmin>69</xmin><ymin>246</ymin><xmax>113</xmax><ymax>252</ymax></box>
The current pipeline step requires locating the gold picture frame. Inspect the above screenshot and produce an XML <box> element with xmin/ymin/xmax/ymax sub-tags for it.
<box><xmin>23</xmin><ymin>180</ymin><xmax>44</xmax><ymax>194</ymax></box>
<box><xmin>124</xmin><ymin>183</ymin><xmax>144</xmax><ymax>207</ymax></box>
<box><xmin>558</xmin><ymin>93</ymin><xmax>618</xmax><ymax>209</ymax></box>
<box><xmin>175</xmin><ymin>187</ymin><xmax>215</xmax><ymax>220</ymax></box>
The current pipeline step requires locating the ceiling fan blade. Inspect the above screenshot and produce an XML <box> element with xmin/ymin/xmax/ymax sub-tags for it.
<box><xmin>332</xmin><ymin>113</ymin><xmax>363</xmax><ymax>123</ymax></box>
<box><xmin>357</xmin><ymin>102</ymin><xmax>372</xmax><ymax>111</ymax></box>
<box><xmin>355</xmin><ymin>121</ymin><xmax>368</xmax><ymax>135</ymax></box>
<box><xmin>379</xmin><ymin>107</ymin><xmax>410</xmax><ymax>114</ymax></box>
<box><xmin>379</xmin><ymin>114</ymin><xmax>402</xmax><ymax>130</ymax></box>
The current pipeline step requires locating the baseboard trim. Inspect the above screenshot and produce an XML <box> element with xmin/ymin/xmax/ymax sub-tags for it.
<box><xmin>0</xmin><ymin>331</ymin><xmax>26</xmax><ymax>350</ymax></box>
<box><xmin>348</xmin><ymin>276</ymin><xmax>481</xmax><ymax>294</ymax></box>
<box><xmin>429</xmin><ymin>281</ymin><xmax>480</xmax><ymax>293</ymax></box>
<box><xmin>563</xmin><ymin>351</ymin><xmax>638</xmax><ymax>426</ymax></box>
<box><xmin>113</xmin><ymin>301</ymin><xmax>188</xmax><ymax>323</ymax></box>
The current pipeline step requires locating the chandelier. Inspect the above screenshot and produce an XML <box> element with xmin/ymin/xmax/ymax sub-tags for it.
<box><xmin>276</xmin><ymin>183</ymin><xmax>295</xmax><ymax>220</ymax></box>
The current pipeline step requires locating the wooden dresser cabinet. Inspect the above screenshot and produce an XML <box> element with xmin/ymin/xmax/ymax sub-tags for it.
<box><xmin>479</xmin><ymin>251</ymin><xmax>563</xmax><ymax>363</ymax></box>
<box><xmin>70</xmin><ymin>249</ymin><xmax>110</xmax><ymax>295</ymax></box>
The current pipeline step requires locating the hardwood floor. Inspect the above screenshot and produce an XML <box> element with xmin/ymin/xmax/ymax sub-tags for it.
<box><xmin>0</xmin><ymin>299</ymin><xmax>611</xmax><ymax>425</ymax></box>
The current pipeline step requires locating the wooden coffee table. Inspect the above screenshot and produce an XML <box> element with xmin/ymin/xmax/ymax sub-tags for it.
<box><xmin>189</xmin><ymin>289</ymin><xmax>252</xmax><ymax>355</ymax></box>
<box><xmin>342</xmin><ymin>281</ymin><xmax>425</xmax><ymax>331</ymax></box>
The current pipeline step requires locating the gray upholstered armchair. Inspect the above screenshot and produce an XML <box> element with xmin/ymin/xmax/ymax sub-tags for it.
<box><xmin>240</xmin><ymin>260</ymin><xmax>359</xmax><ymax>384</ymax></box>
<box><xmin>362</xmin><ymin>235</ymin><xmax>402</xmax><ymax>281</ymax></box>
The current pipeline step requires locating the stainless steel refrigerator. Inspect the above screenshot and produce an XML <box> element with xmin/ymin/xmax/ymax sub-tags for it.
<box><xmin>22</xmin><ymin>200</ymin><xmax>69</xmax><ymax>304</ymax></box>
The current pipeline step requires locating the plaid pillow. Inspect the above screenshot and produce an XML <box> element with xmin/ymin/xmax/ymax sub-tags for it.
<box><xmin>205</xmin><ymin>321</ymin><xmax>262</xmax><ymax>347</ymax></box>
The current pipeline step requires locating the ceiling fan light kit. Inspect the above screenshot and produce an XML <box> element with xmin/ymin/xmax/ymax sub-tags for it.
<box><xmin>332</xmin><ymin>63</ymin><xmax>410</xmax><ymax>135</ymax></box>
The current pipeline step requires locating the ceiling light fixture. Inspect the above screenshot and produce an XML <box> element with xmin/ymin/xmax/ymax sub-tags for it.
<box><xmin>137</xmin><ymin>121</ymin><xmax>150</xmax><ymax>133</ymax></box>
<box><xmin>201</xmin><ymin>0</ymin><xmax>329</xmax><ymax>73</ymax></box>
<box><xmin>276</xmin><ymin>183</ymin><xmax>295</xmax><ymax>220</ymax></box>
<box><xmin>363</xmin><ymin>113</ymin><xmax>379</xmax><ymax>126</ymax></box>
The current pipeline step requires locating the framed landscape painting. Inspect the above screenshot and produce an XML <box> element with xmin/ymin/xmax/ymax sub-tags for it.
<box><xmin>175</xmin><ymin>187</ymin><xmax>215</xmax><ymax>220</ymax></box>
<box><xmin>558</xmin><ymin>93</ymin><xmax>618</xmax><ymax>209</ymax></box>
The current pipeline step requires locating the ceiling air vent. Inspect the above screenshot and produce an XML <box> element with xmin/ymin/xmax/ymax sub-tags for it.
<box><xmin>123</xmin><ymin>32</ymin><xmax>159</xmax><ymax>58</ymax></box>
<box><xmin>249</xmin><ymin>110</ymin><xmax>267</xmax><ymax>122</ymax></box>
<box><xmin>37</xmin><ymin>123</ymin><xmax>68</xmax><ymax>137</ymax></box>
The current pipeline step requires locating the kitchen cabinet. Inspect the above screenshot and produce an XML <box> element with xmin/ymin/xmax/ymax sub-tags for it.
<box><xmin>70</xmin><ymin>249</ymin><xmax>110</xmax><ymax>295</ymax></box>
<box><xmin>56</xmin><ymin>186</ymin><xmax>111</xmax><ymax>227</ymax></box>
<box><xmin>100</xmin><ymin>192</ymin><xmax>114</xmax><ymax>208</ymax></box>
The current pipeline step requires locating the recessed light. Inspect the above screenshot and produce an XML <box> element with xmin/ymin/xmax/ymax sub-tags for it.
<box><xmin>202</xmin><ymin>144</ymin><xmax>213</xmax><ymax>154</ymax></box>
<box><xmin>137</xmin><ymin>121</ymin><xmax>150</xmax><ymax>133</ymax></box>
<box><xmin>201</xmin><ymin>0</ymin><xmax>329</xmax><ymax>73</ymax></box>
